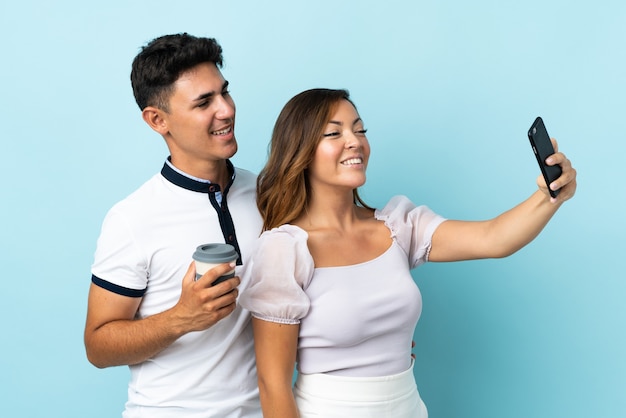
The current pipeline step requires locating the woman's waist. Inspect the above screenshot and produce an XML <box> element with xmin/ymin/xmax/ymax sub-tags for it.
<box><xmin>297</xmin><ymin>343</ymin><xmax>413</xmax><ymax>378</ymax></box>
<box><xmin>295</xmin><ymin>359</ymin><xmax>417</xmax><ymax>401</ymax></box>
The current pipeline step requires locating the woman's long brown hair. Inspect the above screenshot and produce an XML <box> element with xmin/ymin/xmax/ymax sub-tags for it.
<box><xmin>257</xmin><ymin>88</ymin><xmax>372</xmax><ymax>231</ymax></box>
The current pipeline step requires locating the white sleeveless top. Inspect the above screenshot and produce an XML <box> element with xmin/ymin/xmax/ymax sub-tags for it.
<box><xmin>240</xmin><ymin>195</ymin><xmax>446</xmax><ymax>377</ymax></box>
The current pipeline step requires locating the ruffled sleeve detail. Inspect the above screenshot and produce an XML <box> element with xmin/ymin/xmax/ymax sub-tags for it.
<box><xmin>239</xmin><ymin>225</ymin><xmax>314</xmax><ymax>324</ymax></box>
<box><xmin>375</xmin><ymin>195</ymin><xmax>447</xmax><ymax>269</ymax></box>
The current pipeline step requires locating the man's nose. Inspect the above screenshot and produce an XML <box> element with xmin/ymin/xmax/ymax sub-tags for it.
<box><xmin>215</xmin><ymin>95</ymin><xmax>235</xmax><ymax>119</ymax></box>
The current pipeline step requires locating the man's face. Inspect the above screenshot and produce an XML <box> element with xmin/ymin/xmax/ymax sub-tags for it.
<box><xmin>158</xmin><ymin>62</ymin><xmax>237</xmax><ymax>173</ymax></box>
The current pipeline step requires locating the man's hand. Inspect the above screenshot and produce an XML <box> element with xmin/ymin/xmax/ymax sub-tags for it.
<box><xmin>171</xmin><ymin>261</ymin><xmax>241</xmax><ymax>333</ymax></box>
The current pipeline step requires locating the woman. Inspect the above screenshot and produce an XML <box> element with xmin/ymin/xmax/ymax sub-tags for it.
<box><xmin>240</xmin><ymin>88</ymin><xmax>576</xmax><ymax>417</ymax></box>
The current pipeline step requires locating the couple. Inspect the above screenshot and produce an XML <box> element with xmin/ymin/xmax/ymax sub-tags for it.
<box><xmin>84</xmin><ymin>33</ymin><xmax>577</xmax><ymax>418</ymax></box>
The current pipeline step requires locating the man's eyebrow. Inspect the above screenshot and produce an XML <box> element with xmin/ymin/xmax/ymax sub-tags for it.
<box><xmin>193</xmin><ymin>80</ymin><xmax>230</xmax><ymax>102</ymax></box>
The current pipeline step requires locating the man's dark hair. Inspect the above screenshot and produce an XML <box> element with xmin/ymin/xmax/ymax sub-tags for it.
<box><xmin>131</xmin><ymin>33</ymin><xmax>224</xmax><ymax>112</ymax></box>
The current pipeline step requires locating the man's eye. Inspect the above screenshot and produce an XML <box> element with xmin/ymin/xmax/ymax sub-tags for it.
<box><xmin>222</xmin><ymin>90</ymin><xmax>231</xmax><ymax>96</ymax></box>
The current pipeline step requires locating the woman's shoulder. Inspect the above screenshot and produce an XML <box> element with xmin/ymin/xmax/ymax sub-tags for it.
<box><xmin>375</xmin><ymin>195</ymin><xmax>418</xmax><ymax>218</ymax></box>
<box><xmin>261</xmin><ymin>223</ymin><xmax>308</xmax><ymax>242</ymax></box>
<box><xmin>374</xmin><ymin>195</ymin><xmax>444</xmax><ymax>234</ymax></box>
<box><xmin>254</xmin><ymin>224</ymin><xmax>310</xmax><ymax>257</ymax></box>
<box><xmin>374</xmin><ymin>195</ymin><xmax>446</xmax><ymax>268</ymax></box>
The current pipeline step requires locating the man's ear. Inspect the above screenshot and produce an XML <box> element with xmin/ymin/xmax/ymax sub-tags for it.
<box><xmin>142</xmin><ymin>106</ymin><xmax>169</xmax><ymax>135</ymax></box>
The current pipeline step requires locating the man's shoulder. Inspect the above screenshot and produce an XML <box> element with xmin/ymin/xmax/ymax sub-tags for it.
<box><xmin>233</xmin><ymin>166</ymin><xmax>258</xmax><ymax>182</ymax></box>
<box><xmin>232</xmin><ymin>166</ymin><xmax>258</xmax><ymax>192</ymax></box>
<box><xmin>107</xmin><ymin>173</ymin><xmax>165</xmax><ymax>213</ymax></box>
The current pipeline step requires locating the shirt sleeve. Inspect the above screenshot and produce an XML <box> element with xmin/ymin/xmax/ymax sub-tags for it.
<box><xmin>91</xmin><ymin>206</ymin><xmax>149</xmax><ymax>295</ymax></box>
<box><xmin>375</xmin><ymin>195</ymin><xmax>447</xmax><ymax>269</ymax></box>
<box><xmin>239</xmin><ymin>225</ymin><xmax>315</xmax><ymax>324</ymax></box>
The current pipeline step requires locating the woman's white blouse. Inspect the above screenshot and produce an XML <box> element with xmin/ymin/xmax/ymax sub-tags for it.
<box><xmin>240</xmin><ymin>195</ymin><xmax>446</xmax><ymax>377</ymax></box>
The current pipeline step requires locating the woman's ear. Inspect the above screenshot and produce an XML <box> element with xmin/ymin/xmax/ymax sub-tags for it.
<box><xmin>141</xmin><ymin>106</ymin><xmax>169</xmax><ymax>135</ymax></box>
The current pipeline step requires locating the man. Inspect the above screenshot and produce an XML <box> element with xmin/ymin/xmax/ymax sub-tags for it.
<box><xmin>84</xmin><ymin>33</ymin><xmax>262</xmax><ymax>417</ymax></box>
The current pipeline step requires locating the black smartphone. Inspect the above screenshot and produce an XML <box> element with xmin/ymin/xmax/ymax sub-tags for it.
<box><xmin>528</xmin><ymin>116</ymin><xmax>561</xmax><ymax>198</ymax></box>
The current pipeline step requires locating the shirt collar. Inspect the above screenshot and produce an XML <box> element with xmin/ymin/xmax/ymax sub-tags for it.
<box><xmin>161</xmin><ymin>157</ymin><xmax>235</xmax><ymax>193</ymax></box>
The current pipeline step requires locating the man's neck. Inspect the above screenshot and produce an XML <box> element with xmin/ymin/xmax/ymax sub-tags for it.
<box><xmin>168</xmin><ymin>157</ymin><xmax>231</xmax><ymax>190</ymax></box>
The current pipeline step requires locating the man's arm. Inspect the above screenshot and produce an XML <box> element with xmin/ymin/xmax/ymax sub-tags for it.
<box><xmin>84</xmin><ymin>261</ymin><xmax>240</xmax><ymax>368</ymax></box>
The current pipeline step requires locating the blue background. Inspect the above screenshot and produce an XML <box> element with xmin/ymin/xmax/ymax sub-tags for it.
<box><xmin>1</xmin><ymin>1</ymin><xmax>624</xmax><ymax>417</ymax></box>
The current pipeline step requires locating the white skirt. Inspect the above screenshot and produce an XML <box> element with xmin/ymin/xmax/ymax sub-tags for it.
<box><xmin>293</xmin><ymin>361</ymin><xmax>427</xmax><ymax>418</ymax></box>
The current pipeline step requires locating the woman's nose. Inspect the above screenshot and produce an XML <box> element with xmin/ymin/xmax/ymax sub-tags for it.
<box><xmin>345</xmin><ymin>132</ymin><xmax>361</xmax><ymax>149</ymax></box>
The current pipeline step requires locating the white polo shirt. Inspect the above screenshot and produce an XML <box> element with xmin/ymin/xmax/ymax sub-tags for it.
<box><xmin>91</xmin><ymin>159</ymin><xmax>262</xmax><ymax>418</ymax></box>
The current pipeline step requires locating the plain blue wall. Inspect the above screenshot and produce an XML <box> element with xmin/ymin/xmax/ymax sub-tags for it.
<box><xmin>1</xmin><ymin>1</ymin><xmax>624</xmax><ymax>417</ymax></box>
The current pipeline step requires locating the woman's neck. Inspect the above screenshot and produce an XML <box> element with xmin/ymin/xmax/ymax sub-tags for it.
<box><xmin>296</xmin><ymin>189</ymin><xmax>364</xmax><ymax>232</ymax></box>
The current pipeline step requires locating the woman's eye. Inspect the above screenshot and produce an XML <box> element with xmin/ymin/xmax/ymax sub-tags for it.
<box><xmin>323</xmin><ymin>131</ymin><xmax>340</xmax><ymax>138</ymax></box>
<box><xmin>355</xmin><ymin>129</ymin><xmax>368</xmax><ymax>135</ymax></box>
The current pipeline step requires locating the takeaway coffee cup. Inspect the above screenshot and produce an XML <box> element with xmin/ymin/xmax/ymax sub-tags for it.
<box><xmin>192</xmin><ymin>243</ymin><xmax>238</xmax><ymax>285</ymax></box>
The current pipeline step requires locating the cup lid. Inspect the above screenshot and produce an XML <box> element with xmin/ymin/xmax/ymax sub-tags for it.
<box><xmin>193</xmin><ymin>243</ymin><xmax>238</xmax><ymax>263</ymax></box>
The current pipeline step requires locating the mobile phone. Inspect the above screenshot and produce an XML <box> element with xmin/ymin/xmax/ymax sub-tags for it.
<box><xmin>527</xmin><ymin>116</ymin><xmax>561</xmax><ymax>198</ymax></box>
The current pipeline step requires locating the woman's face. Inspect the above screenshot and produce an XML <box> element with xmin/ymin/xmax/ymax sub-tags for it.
<box><xmin>307</xmin><ymin>99</ymin><xmax>370</xmax><ymax>193</ymax></box>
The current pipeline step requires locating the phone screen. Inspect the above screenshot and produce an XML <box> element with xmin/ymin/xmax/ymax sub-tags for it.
<box><xmin>528</xmin><ymin>117</ymin><xmax>561</xmax><ymax>198</ymax></box>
